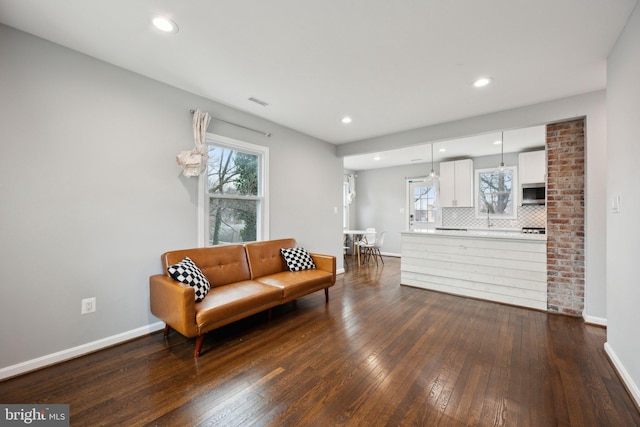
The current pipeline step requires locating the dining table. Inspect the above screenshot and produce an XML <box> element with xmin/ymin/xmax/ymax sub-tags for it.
<box><xmin>343</xmin><ymin>229</ymin><xmax>368</xmax><ymax>266</ymax></box>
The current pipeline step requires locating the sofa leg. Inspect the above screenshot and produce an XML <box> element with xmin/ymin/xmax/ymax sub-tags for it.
<box><xmin>163</xmin><ymin>324</ymin><xmax>171</xmax><ymax>337</ymax></box>
<box><xmin>194</xmin><ymin>335</ymin><xmax>205</xmax><ymax>358</ymax></box>
<box><xmin>325</xmin><ymin>288</ymin><xmax>329</xmax><ymax>303</ymax></box>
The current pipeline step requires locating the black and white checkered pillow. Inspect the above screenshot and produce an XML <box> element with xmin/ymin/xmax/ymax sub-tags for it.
<box><xmin>167</xmin><ymin>257</ymin><xmax>210</xmax><ymax>302</ymax></box>
<box><xmin>280</xmin><ymin>247</ymin><xmax>316</xmax><ymax>272</ymax></box>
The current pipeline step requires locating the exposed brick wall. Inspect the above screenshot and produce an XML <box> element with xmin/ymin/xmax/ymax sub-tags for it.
<box><xmin>546</xmin><ymin>119</ymin><xmax>585</xmax><ymax>316</ymax></box>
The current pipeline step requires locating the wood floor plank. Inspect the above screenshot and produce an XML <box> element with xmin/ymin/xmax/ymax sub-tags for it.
<box><xmin>1</xmin><ymin>257</ymin><xmax>639</xmax><ymax>426</ymax></box>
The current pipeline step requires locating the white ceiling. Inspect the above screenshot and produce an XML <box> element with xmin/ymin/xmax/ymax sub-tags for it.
<box><xmin>0</xmin><ymin>0</ymin><xmax>636</xmax><ymax>149</ymax></box>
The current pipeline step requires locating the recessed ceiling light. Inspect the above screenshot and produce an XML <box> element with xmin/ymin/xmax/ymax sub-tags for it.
<box><xmin>473</xmin><ymin>77</ymin><xmax>493</xmax><ymax>88</ymax></box>
<box><xmin>374</xmin><ymin>155</ymin><xmax>381</xmax><ymax>161</ymax></box>
<box><xmin>493</xmin><ymin>140</ymin><xmax>502</xmax><ymax>145</ymax></box>
<box><xmin>152</xmin><ymin>16</ymin><xmax>179</xmax><ymax>33</ymax></box>
<box><xmin>341</xmin><ymin>116</ymin><xmax>352</xmax><ymax>124</ymax></box>
<box><xmin>439</xmin><ymin>148</ymin><xmax>447</xmax><ymax>152</ymax></box>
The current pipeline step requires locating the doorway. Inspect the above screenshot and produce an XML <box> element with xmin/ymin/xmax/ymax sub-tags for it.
<box><xmin>407</xmin><ymin>177</ymin><xmax>439</xmax><ymax>231</ymax></box>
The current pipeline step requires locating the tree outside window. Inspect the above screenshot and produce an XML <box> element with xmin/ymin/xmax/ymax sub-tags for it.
<box><xmin>205</xmin><ymin>142</ymin><xmax>265</xmax><ymax>246</ymax></box>
<box><xmin>476</xmin><ymin>167</ymin><xmax>517</xmax><ymax>218</ymax></box>
<box><xmin>413</xmin><ymin>185</ymin><xmax>436</xmax><ymax>222</ymax></box>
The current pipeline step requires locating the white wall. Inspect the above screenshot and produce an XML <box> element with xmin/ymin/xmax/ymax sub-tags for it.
<box><xmin>353</xmin><ymin>162</ymin><xmax>430</xmax><ymax>256</ymax></box>
<box><xmin>339</xmin><ymin>91</ymin><xmax>608</xmax><ymax>324</ymax></box>
<box><xmin>0</xmin><ymin>24</ymin><xmax>343</xmax><ymax>377</ymax></box>
<box><xmin>606</xmin><ymin>3</ymin><xmax>640</xmax><ymax>407</ymax></box>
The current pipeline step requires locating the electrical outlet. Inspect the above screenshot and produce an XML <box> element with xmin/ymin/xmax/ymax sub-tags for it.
<box><xmin>81</xmin><ymin>297</ymin><xmax>96</xmax><ymax>315</ymax></box>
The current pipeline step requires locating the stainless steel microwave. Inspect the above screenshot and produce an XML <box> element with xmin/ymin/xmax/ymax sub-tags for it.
<box><xmin>522</xmin><ymin>183</ymin><xmax>546</xmax><ymax>205</ymax></box>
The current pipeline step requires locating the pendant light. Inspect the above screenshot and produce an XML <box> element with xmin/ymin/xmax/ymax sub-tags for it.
<box><xmin>430</xmin><ymin>144</ymin><xmax>436</xmax><ymax>177</ymax></box>
<box><xmin>498</xmin><ymin>132</ymin><xmax>505</xmax><ymax>171</ymax></box>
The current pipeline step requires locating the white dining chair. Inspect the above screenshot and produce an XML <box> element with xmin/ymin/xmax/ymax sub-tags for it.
<box><xmin>362</xmin><ymin>228</ymin><xmax>376</xmax><ymax>245</ymax></box>
<box><xmin>361</xmin><ymin>230</ymin><xmax>386</xmax><ymax>265</ymax></box>
<box><xmin>343</xmin><ymin>234</ymin><xmax>350</xmax><ymax>270</ymax></box>
<box><xmin>355</xmin><ymin>228</ymin><xmax>376</xmax><ymax>262</ymax></box>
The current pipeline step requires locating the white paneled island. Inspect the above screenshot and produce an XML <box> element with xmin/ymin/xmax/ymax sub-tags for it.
<box><xmin>401</xmin><ymin>229</ymin><xmax>547</xmax><ymax>310</ymax></box>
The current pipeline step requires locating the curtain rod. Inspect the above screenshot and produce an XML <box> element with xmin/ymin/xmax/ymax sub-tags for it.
<box><xmin>190</xmin><ymin>110</ymin><xmax>271</xmax><ymax>137</ymax></box>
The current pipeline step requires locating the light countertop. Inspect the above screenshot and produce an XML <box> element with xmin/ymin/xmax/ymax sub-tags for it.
<box><xmin>402</xmin><ymin>227</ymin><xmax>547</xmax><ymax>241</ymax></box>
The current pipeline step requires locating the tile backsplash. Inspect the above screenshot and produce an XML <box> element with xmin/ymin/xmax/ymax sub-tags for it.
<box><xmin>442</xmin><ymin>205</ymin><xmax>546</xmax><ymax>229</ymax></box>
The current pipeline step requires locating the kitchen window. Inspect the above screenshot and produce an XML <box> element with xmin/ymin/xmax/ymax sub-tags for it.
<box><xmin>199</xmin><ymin>134</ymin><xmax>269</xmax><ymax>246</ymax></box>
<box><xmin>475</xmin><ymin>166</ymin><xmax>517</xmax><ymax>219</ymax></box>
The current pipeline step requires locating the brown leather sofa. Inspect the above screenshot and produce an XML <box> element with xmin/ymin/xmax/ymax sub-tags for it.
<box><xmin>149</xmin><ymin>238</ymin><xmax>336</xmax><ymax>357</ymax></box>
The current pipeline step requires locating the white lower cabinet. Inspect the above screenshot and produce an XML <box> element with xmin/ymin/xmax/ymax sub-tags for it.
<box><xmin>400</xmin><ymin>232</ymin><xmax>547</xmax><ymax>310</ymax></box>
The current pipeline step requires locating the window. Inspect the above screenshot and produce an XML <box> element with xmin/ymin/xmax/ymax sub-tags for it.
<box><xmin>199</xmin><ymin>134</ymin><xmax>269</xmax><ymax>246</ymax></box>
<box><xmin>407</xmin><ymin>177</ymin><xmax>440</xmax><ymax>229</ymax></box>
<box><xmin>413</xmin><ymin>184</ymin><xmax>436</xmax><ymax>222</ymax></box>
<box><xmin>475</xmin><ymin>166</ymin><xmax>517</xmax><ymax>219</ymax></box>
<box><xmin>343</xmin><ymin>181</ymin><xmax>349</xmax><ymax>229</ymax></box>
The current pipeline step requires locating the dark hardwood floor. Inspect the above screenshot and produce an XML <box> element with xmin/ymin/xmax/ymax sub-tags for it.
<box><xmin>2</xmin><ymin>257</ymin><xmax>639</xmax><ymax>426</ymax></box>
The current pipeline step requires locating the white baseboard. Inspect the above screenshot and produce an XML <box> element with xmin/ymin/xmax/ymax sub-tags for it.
<box><xmin>583</xmin><ymin>313</ymin><xmax>607</xmax><ymax>326</ymax></box>
<box><xmin>604</xmin><ymin>342</ymin><xmax>640</xmax><ymax>408</ymax></box>
<box><xmin>0</xmin><ymin>322</ymin><xmax>165</xmax><ymax>381</ymax></box>
<box><xmin>340</xmin><ymin>253</ymin><xmax>400</xmax><ymax>273</ymax></box>
<box><xmin>381</xmin><ymin>251</ymin><xmax>401</xmax><ymax>258</ymax></box>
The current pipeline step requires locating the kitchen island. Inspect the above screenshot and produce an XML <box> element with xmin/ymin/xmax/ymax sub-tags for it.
<box><xmin>401</xmin><ymin>229</ymin><xmax>547</xmax><ymax>310</ymax></box>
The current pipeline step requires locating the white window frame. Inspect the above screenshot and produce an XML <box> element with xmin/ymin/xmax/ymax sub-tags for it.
<box><xmin>198</xmin><ymin>133</ymin><xmax>269</xmax><ymax>247</ymax></box>
<box><xmin>343</xmin><ymin>181</ymin><xmax>350</xmax><ymax>229</ymax></box>
<box><xmin>475</xmin><ymin>166</ymin><xmax>518</xmax><ymax>220</ymax></box>
<box><xmin>407</xmin><ymin>177</ymin><xmax>441</xmax><ymax>229</ymax></box>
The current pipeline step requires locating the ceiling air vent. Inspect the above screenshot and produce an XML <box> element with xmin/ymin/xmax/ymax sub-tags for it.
<box><xmin>248</xmin><ymin>97</ymin><xmax>269</xmax><ymax>107</ymax></box>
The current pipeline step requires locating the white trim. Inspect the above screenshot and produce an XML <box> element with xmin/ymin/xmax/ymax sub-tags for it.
<box><xmin>342</xmin><ymin>181</ymin><xmax>350</xmax><ymax>229</ymax></box>
<box><xmin>583</xmin><ymin>313</ymin><xmax>607</xmax><ymax>327</ymax></box>
<box><xmin>201</xmin><ymin>133</ymin><xmax>270</xmax><ymax>244</ymax></box>
<box><xmin>381</xmin><ymin>251</ymin><xmax>402</xmax><ymax>258</ymax></box>
<box><xmin>475</xmin><ymin>166</ymin><xmax>519</xmax><ymax>220</ymax></box>
<box><xmin>0</xmin><ymin>322</ymin><xmax>164</xmax><ymax>381</ymax></box>
<box><xmin>340</xmin><ymin>254</ymin><xmax>400</xmax><ymax>273</ymax></box>
<box><xmin>407</xmin><ymin>177</ymin><xmax>440</xmax><ymax>229</ymax></box>
<box><xmin>604</xmin><ymin>342</ymin><xmax>640</xmax><ymax>408</ymax></box>
<box><xmin>198</xmin><ymin>172</ymin><xmax>206</xmax><ymax>247</ymax></box>
<box><xmin>262</xmin><ymin>146</ymin><xmax>270</xmax><ymax>240</ymax></box>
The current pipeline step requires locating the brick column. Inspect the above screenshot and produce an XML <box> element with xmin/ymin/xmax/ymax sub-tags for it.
<box><xmin>546</xmin><ymin>119</ymin><xmax>585</xmax><ymax>316</ymax></box>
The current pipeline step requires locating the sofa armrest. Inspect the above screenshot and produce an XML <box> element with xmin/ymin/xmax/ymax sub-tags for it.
<box><xmin>149</xmin><ymin>274</ymin><xmax>198</xmax><ymax>338</ymax></box>
<box><xmin>309</xmin><ymin>253</ymin><xmax>336</xmax><ymax>285</ymax></box>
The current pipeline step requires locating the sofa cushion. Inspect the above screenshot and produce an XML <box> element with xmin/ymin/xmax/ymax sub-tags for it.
<box><xmin>195</xmin><ymin>280</ymin><xmax>282</xmax><ymax>331</ymax></box>
<box><xmin>256</xmin><ymin>269</ymin><xmax>333</xmax><ymax>301</ymax></box>
<box><xmin>167</xmin><ymin>257</ymin><xmax>210</xmax><ymax>302</ymax></box>
<box><xmin>245</xmin><ymin>238</ymin><xmax>297</xmax><ymax>278</ymax></box>
<box><xmin>161</xmin><ymin>245</ymin><xmax>251</xmax><ymax>287</ymax></box>
<box><xmin>280</xmin><ymin>247</ymin><xmax>316</xmax><ymax>272</ymax></box>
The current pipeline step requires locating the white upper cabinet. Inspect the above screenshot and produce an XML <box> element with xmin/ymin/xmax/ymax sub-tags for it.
<box><xmin>440</xmin><ymin>159</ymin><xmax>474</xmax><ymax>207</ymax></box>
<box><xmin>519</xmin><ymin>150</ymin><xmax>546</xmax><ymax>184</ymax></box>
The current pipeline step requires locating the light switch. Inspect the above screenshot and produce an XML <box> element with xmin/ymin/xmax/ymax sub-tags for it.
<box><xmin>611</xmin><ymin>195</ymin><xmax>620</xmax><ymax>213</ymax></box>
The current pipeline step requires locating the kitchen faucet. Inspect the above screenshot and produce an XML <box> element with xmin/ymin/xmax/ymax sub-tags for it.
<box><xmin>487</xmin><ymin>208</ymin><xmax>492</xmax><ymax>228</ymax></box>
